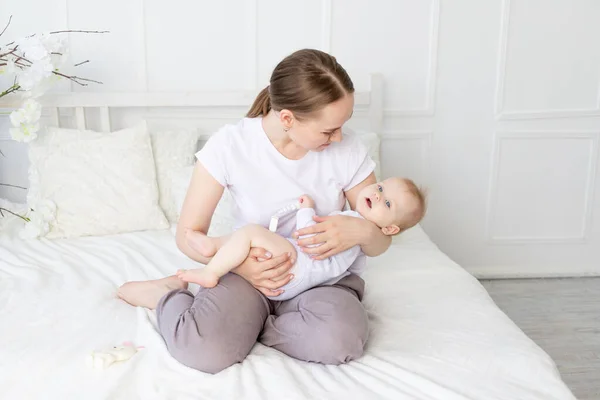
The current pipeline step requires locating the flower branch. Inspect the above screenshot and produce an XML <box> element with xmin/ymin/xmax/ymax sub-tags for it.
<box><xmin>0</xmin><ymin>15</ymin><xmax>12</xmax><ymax>37</ymax></box>
<box><xmin>0</xmin><ymin>183</ymin><xmax>27</xmax><ymax>190</ymax></box>
<box><xmin>0</xmin><ymin>15</ymin><xmax>106</xmax><ymax>228</ymax></box>
<box><xmin>0</xmin><ymin>207</ymin><xmax>30</xmax><ymax>222</ymax></box>
<box><xmin>52</xmin><ymin>70</ymin><xmax>103</xmax><ymax>86</ymax></box>
<box><xmin>1</xmin><ymin>84</ymin><xmax>20</xmax><ymax>97</ymax></box>
<box><xmin>49</xmin><ymin>29</ymin><xmax>109</xmax><ymax>35</ymax></box>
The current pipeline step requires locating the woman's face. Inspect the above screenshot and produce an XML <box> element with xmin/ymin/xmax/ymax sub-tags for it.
<box><xmin>282</xmin><ymin>93</ymin><xmax>355</xmax><ymax>152</ymax></box>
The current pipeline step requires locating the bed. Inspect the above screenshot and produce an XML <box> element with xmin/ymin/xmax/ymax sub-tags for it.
<box><xmin>0</xmin><ymin>211</ymin><xmax>575</xmax><ymax>400</ymax></box>
<box><xmin>0</xmin><ymin>76</ymin><xmax>575</xmax><ymax>400</ymax></box>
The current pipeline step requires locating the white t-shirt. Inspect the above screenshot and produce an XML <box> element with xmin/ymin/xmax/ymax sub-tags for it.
<box><xmin>195</xmin><ymin>117</ymin><xmax>375</xmax><ymax>238</ymax></box>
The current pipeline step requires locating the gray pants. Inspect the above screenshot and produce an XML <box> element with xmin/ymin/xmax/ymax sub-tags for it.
<box><xmin>156</xmin><ymin>273</ymin><xmax>369</xmax><ymax>374</ymax></box>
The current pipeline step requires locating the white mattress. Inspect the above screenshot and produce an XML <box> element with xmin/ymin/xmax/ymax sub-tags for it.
<box><xmin>0</xmin><ymin>208</ymin><xmax>575</xmax><ymax>400</ymax></box>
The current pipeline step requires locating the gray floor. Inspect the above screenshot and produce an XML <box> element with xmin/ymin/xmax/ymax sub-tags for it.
<box><xmin>481</xmin><ymin>278</ymin><xmax>600</xmax><ymax>400</ymax></box>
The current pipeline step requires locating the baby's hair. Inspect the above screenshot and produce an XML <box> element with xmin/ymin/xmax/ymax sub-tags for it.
<box><xmin>395</xmin><ymin>178</ymin><xmax>428</xmax><ymax>235</ymax></box>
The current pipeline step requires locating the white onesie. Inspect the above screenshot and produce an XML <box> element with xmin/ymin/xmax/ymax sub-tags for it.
<box><xmin>272</xmin><ymin>208</ymin><xmax>367</xmax><ymax>301</ymax></box>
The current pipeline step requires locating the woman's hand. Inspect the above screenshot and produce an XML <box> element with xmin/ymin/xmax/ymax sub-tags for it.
<box><xmin>232</xmin><ymin>248</ymin><xmax>294</xmax><ymax>297</ymax></box>
<box><xmin>293</xmin><ymin>214</ymin><xmax>370</xmax><ymax>260</ymax></box>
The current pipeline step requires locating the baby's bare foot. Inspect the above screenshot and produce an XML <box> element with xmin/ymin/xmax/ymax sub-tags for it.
<box><xmin>177</xmin><ymin>268</ymin><xmax>219</xmax><ymax>288</ymax></box>
<box><xmin>185</xmin><ymin>230</ymin><xmax>218</xmax><ymax>258</ymax></box>
<box><xmin>117</xmin><ymin>275</ymin><xmax>188</xmax><ymax>310</ymax></box>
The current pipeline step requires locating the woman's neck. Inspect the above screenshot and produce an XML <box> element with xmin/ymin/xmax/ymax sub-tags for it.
<box><xmin>261</xmin><ymin>110</ymin><xmax>308</xmax><ymax>160</ymax></box>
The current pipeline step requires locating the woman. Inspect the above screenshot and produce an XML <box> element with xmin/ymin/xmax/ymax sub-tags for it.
<box><xmin>119</xmin><ymin>49</ymin><xmax>391</xmax><ymax>374</ymax></box>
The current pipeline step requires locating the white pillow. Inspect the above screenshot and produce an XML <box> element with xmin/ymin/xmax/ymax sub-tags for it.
<box><xmin>170</xmin><ymin>165</ymin><xmax>236</xmax><ymax>237</ymax></box>
<box><xmin>27</xmin><ymin>121</ymin><xmax>169</xmax><ymax>239</ymax></box>
<box><xmin>150</xmin><ymin>128</ymin><xmax>201</xmax><ymax>223</ymax></box>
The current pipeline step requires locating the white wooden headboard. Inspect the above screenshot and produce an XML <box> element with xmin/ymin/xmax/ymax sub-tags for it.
<box><xmin>0</xmin><ymin>73</ymin><xmax>383</xmax><ymax>136</ymax></box>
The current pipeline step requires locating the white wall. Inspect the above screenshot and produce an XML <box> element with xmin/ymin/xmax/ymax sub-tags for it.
<box><xmin>1</xmin><ymin>0</ymin><xmax>599</xmax><ymax>277</ymax></box>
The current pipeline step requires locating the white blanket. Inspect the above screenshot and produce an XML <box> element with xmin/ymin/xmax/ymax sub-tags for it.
<box><xmin>0</xmin><ymin>210</ymin><xmax>575</xmax><ymax>400</ymax></box>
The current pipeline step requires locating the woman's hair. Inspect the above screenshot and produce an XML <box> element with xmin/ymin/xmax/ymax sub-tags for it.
<box><xmin>246</xmin><ymin>49</ymin><xmax>354</xmax><ymax>120</ymax></box>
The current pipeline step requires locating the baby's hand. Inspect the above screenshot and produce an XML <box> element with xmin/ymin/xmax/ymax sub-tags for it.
<box><xmin>299</xmin><ymin>195</ymin><xmax>315</xmax><ymax>209</ymax></box>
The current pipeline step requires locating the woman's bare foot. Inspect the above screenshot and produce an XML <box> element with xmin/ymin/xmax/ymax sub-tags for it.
<box><xmin>176</xmin><ymin>268</ymin><xmax>219</xmax><ymax>288</ymax></box>
<box><xmin>185</xmin><ymin>229</ymin><xmax>218</xmax><ymax>258</ymax></box>
<box><xmin>117</xmin><ymin>275</ymin><xmax>188</xmax><ymax>310</ymax></box>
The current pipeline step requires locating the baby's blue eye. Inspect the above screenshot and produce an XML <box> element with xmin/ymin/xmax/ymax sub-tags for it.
<box><xmin>377</xmin><ymin>185</ymin><xmax>383</xmax><ymax>192</ymax></box>
<box><xmin>385</xmin><ymin>200</ymin><xmax>391</xmax><ymax>208</ymax></box>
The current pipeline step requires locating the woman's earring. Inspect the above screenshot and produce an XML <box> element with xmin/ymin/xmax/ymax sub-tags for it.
<box><xmin>284</xmin><ymin>127</ymin><xmax>290</xmax><ymax>132</ymax></box>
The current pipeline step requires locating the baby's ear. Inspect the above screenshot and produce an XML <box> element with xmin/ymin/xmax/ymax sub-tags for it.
<box><xmin>381</xmin><ymin>225</ymin><xmax>400</xmax><ymax>236</ymax></box>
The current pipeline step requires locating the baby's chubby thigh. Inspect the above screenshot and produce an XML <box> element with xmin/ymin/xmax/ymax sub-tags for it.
<box><xmin>238</xmin><ymin>224</ymin><xmax>298</xmax><ymax>263</ymax></box>
<box><xmin>237</xmin><ymin>225</ymin><xmax>316</xmax><ymax>299</ymax></box>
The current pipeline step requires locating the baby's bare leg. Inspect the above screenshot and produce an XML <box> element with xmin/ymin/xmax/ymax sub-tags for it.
<box><xmin>185</xmin><ymin>229</ymin><xmax>231</xmax><ymax>258</ymax></box>
<box><xmin>178</xmin><ymin>224</ymin><xmax>297</xmax><ymax>288</ymax></box>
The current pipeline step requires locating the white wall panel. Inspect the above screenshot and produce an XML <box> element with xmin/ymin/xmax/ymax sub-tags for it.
<box><xmin>256</xmin><ymin>0</ymin><xmax>323</xmax><ymax>88</ymax></box>
<box><xmin>0</xmin><ymin>0</ymin><xmax>68</xmax><ymax>46</ymax></box>
<box><xmin>66</xmin><ymin>0</ymin><xmax>147</xmax><ymax>92</ymax></box>
<box><xmin>144</xmin><ymin>0</ymin><xmax>254</xmax><ymax>91</ymax></box>
<box><xmin>497</xmin><ymin>0</ymin><xmax>600</xmax><ymax>118</ymax></box>
<box><xmin>330</xmin><ymin>0</ymin><xmax>438</xmax><ymax>114</ymax></box>
<box><xmin>488</xmin><ymin>132</ymin><xmax>598</xmax><ymax>243</ymax></box>
<box><xmin>380</xmin><ymin>134</ymin><xmax>430</xmax><ymax>186</ymax></box>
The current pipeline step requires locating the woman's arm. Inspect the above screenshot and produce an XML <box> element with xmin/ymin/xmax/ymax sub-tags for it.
<box><xmin>177</xmin><ymin>162</ymin><xmax>294</xmax><ymax>296</ymax></box>
<box><xmin>175</xmin><ymin>162</ymin><xmax>224</xmax><ymax>264</ymax></box>
<box><xmin>294</xmin><ymin>172</ymin><xmax>391</xmax><ymax>259</ymax></box>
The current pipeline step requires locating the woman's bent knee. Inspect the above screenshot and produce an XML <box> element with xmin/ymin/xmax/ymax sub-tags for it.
<box><xmin>263</xmin><ymin>286</ymin><xmax>369</xmax><ymax>365</ymax></box>
<box><xmin>309</xmin><ymin>288</ymin><xmax>369</xmax><ymax>364</ymax></box>
<box><xmin>163</xmin><ymin>306</ymin><xmax>258</xmax><ymax>374</ymax></box>
<box><xmin>157</xmin><ymin>274</ymin><xmax>270</xmax><ymax>374</ymax></box>
<box><xmin>312</xmin><ymin>315</ymin><xmax>368</xmax><ymax>364</ymax></box>
<box><xmin>168</xmin><ymin>334</ymin><xmax>245</xmax><ymax>374</ymax></box>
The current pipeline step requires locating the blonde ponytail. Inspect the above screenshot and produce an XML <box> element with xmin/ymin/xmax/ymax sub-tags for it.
<box><xmin>246</xmin><ymin>86</ymin><xmax>271</xmax><ymax>117</ymax></box>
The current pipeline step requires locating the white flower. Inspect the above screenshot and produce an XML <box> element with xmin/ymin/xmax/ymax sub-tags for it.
<box><xmin>10</xmin><ymin>99</ymin><xmax>41</xmax><ymax>126</ymax></box>
<box><xmin>41</xmin><ymin>33</ymin><xmax>65</xmax><ymax>54</ymax></box>
<box><xmin>9</xmin><ymin>99</ymin><xmax>42</xmax><ymax>142</ymax></box>
<box><xmin>10</xmin><ymin>123</ymin><xmax>40</xmax><ymax>142</ymax></box>
<box><xmin>42</xmin><ymin>33</ymin><xmax>69</xmax><ymax>69</ymax></box>
<box><xmin>19</xmin><ymin>212</ymin><xmax>50</xmax><ymax>239</ymax></box>
<box><xmin>50</xmin><ymin>50</ymin><xmax>69</xmax><ymax>69</ymax></box>
<box><xmin>16</xmin><ymin>57</ymin><xmax>53</xmax><ymax>91</ymax></box>
<box><xmin>22</xmin><ymin>99</ymin><xmax>43</xmax><ymax>121</ymax></box>
<box><xmin>19</xmin><ymin>199</ymin><xmax>57</xmax><ymax>239</ymax></box>
<box><xmin>30</xmin><ymin>57</ymin><xmax>54</xmax><ymax>76</ymax></box>
<box><xmin>15</xmin><ymin>72</ymin><xmax>34</xmax><ymax>91</ymax></box>
<box><xmin>27</xmin><ymin>76</ymin><xmax>56</xmax><ymax>98</ymax></box>
<box><xmin>16</xmin><ymin>36</ymin><xmax>48</xmax><ymax>61</ymax></box>
<box><xmin>19</xmin><ymin>212</ymin><xmax>48</xmax><ymax>239</ymax></box>
<box><xmin>10</xmin><ymin>108</ymin><xmax>26</xmax><ymax>126</ymax></box>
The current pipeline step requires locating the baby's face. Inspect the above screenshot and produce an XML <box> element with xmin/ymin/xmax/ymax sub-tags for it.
<box><xmin>355</xmin><ymin>177</ymin><xmax>418</xmax><ymax>231</ymax></box>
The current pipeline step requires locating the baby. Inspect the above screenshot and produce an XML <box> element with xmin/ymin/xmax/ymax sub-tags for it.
<box><xmin>177</xmin><ymin>177</ymin><xmax>426</xmax><ymax>300</ymax></box>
